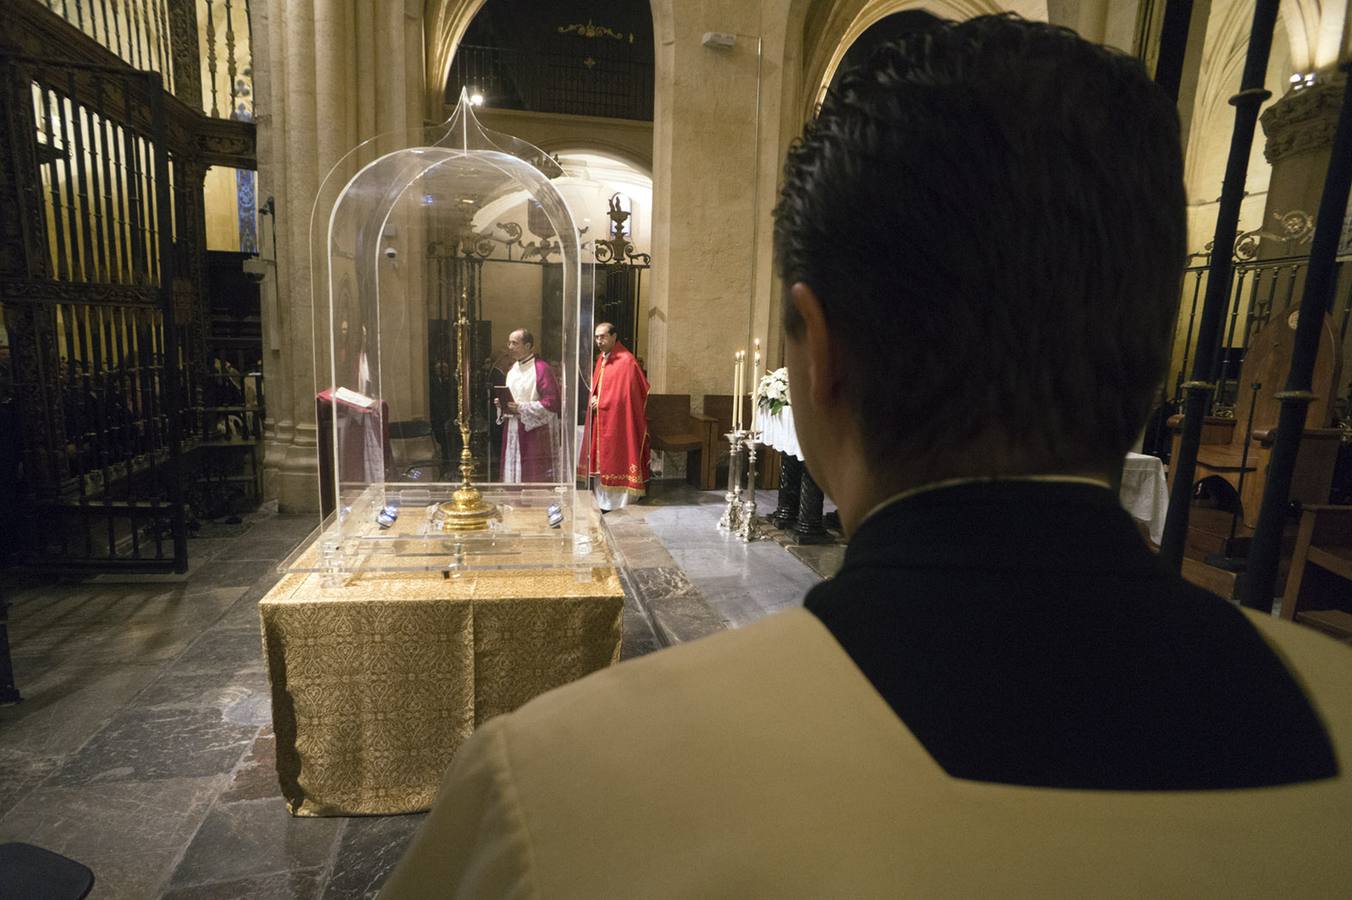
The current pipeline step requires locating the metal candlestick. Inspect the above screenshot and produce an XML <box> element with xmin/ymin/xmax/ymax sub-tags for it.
<box><xmin>717</xmin><ymin>430</ymin><xmax>745</xmax><ymax>533</ymax></box>
<box><xmin>736</xmin><ymin>431</ymin><xmax>766</xmax><ymax>542</ymax></box>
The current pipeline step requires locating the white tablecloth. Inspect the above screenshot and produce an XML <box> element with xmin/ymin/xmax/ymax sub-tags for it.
<box><xmin>1121</xmin><ymin>452</ymin><xmax>1169</xmax><ymax>545</ymax></box>
<box><xmin>759</xmin><ymin>406</ymin><xmax>802</xmax><ymax>460</ymax></box>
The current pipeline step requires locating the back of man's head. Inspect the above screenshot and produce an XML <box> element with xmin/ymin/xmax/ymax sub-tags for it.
<box><xmin>774</xmin><ymin>14</ymin><xmax>1186</xmax><ymax>477</ymax></box>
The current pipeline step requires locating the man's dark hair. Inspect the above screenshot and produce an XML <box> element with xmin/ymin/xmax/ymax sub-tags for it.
<box><xmin>773</xmin><ymin>14</ymin><xmax>1186</xmax><ymax>474</ymax></box>
<box><xmin>515</xmin><ymin>329</ymin><xmax>535</xmax><ymax>347</ymax></box>
<box><xmin>596</xmin><ymin>322</ymin><xmax>617</xmax><ymax>336</ymax></box>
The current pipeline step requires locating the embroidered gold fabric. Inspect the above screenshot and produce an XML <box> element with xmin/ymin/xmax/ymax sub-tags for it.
<box><xmin>261</xmin><ymin>563</ymin><xmax>624</xmax><ymax>816</ymax></box>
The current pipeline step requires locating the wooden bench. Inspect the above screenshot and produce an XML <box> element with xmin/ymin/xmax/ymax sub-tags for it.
<box><xmin>646</xmin><ymin>393</ymin><xmax>719</xmax><ymax>490</ymax></box>
<box><xmin>1167</xmin><ymin>310</ymin><xmax>1342</xmax><ymax>530</ymax></box>
<box><xmin>702</xmin><ymin>394</ymin><xmax>779</xmax><ymax>489</ymax></box>
<box><xmin>1281</xmin><ymin>504</ymin><xmax>1352</xmax><ymax>644</ymax></box>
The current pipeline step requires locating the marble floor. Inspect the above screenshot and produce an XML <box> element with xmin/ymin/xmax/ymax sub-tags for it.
<box><xmin>0</xmin><ymin>482</ymin><xmax>843</xmax><ymax>898</ymax></box>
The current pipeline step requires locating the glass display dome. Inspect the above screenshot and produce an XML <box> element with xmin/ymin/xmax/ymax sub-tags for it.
<box><xmin>289</xmin><ymin>91</ymin><xmax>606</xmax><ymax>576</ymax></box>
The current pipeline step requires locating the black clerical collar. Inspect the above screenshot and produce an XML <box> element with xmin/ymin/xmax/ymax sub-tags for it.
<box><xmin>842</xmin><ymin>479</ymin><xmax>1157</xmax><ymax>577</ymax></box>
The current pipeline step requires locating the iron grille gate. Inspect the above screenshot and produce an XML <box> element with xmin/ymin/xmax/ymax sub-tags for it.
<box><xmin>0</xmin><ymin>54</ymin><xmax>190</xmax><ymax>572</ymax></box>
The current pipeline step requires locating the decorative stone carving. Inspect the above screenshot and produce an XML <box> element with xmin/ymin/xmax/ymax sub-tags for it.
<box><xmin>1261</xmin><ymin>72</ymin><xmax>1348</xmax><ymax>164</ymax></box>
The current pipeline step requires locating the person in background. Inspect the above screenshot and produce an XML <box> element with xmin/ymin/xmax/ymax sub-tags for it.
<box><xmin>428</xmin><ymin>358</ymin><xmax>456</xmax><ymax>463</ymax></box>
<box><xmin>580</xmin><ymin>322</ymin><xmax>649</xmax><ymax>511</ymax></box>
<box><xmin>495</xmin><ymin>329</ymin><xmax>560</xmax><ymax>482</ymax></box>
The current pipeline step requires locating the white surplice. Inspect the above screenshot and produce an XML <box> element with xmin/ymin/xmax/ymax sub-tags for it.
<box><xmin>498</xmin><ymin>357</ymin><xmax>556</xmax><ymax>483</ymax></box>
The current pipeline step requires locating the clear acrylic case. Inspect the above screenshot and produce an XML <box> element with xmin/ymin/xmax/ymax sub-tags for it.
<box><xmin>290</xmin><ymin>91</ymin><xmax>607</xmax><ymax>576</ymax></box>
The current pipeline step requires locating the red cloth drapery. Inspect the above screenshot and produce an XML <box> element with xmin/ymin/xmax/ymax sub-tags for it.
<box><xmin>580</xmin><ymin>343</ymin><xmax>650</xmax><ymax>492</ymax></box>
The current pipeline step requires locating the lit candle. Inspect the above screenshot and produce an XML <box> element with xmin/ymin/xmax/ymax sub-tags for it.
<box><xmin>735</xmin><ymin>351</ymin><xmax>746</xmax><ymax>432</ymax></box>
<box><xmin>735</xmin><ymin>351</ymin><xmax>744</xmax><ymax>430</ymax></box>
<box><xmin>751</xmin><ymin>347</ymin><xmax>762</xmax><ymax>431</ymax></box>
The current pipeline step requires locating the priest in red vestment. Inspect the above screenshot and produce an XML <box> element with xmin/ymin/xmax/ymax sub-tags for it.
<box><xmin>581</xmin><ymin>322</ymin><xmax>649</xmax><ymax>510</ymax></box>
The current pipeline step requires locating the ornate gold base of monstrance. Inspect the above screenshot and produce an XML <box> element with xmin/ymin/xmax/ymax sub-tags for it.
<box><xmin>435</xmin><ymin>461</ymin><xmax>497</xmax><ymax>532</ymax></box>
<box><xmin>433</xmin><ymin>284</ymin><xmax>497</xmax><ymax>532</ymax></box>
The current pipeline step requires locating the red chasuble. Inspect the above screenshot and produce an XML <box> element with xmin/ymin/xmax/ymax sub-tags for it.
<box><xmin>581</xmin><ymin>342</ymin><xmax>650</xmax><ymax>492</ymax></box>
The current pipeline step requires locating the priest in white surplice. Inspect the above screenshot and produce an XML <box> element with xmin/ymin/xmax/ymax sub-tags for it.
<box><xmin>495</xmin><ymin>329</ymin><xmax>561</xmax><ymax>482</ymax></box>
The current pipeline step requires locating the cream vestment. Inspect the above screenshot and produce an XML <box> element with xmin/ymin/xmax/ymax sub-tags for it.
<box><xmin>382</xmin><ymin>608</ymin><xmax>1352</xmax><ymax>899</ymax></box>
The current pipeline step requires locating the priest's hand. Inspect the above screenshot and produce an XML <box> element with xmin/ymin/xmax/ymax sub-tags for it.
<box><xmin>507</xmin><ymin>402</ymin><xmax>519</xmax><ymax>414</ymax></box>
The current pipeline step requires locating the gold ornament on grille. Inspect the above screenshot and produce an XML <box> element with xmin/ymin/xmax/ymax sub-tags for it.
<box><xmin>435</xmin><ymin>284</ymin><xmax>497</xmax><ymax>531</ymax></box>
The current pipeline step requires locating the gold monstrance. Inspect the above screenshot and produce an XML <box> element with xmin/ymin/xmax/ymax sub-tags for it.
<box><xmin>435</xmin><ymin>284</ymin><xmax>496</xmax><ymax>531</ymax></box>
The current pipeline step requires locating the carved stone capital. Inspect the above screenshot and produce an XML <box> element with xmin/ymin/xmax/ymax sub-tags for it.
<box><xmin>1261</xmin><ymin>72</ymin><xmax>1348</xmax><ymax>164</ymax></box>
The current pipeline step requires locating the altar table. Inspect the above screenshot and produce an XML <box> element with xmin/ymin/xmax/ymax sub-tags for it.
<box><xmin>1120</xmin><ymin>452</ymin><xmax>1169</xmax><ymax>545</ymax></box>
<box><xmin>261</xmin><ymin>561</ymin><xmax>623</xmax><ymax>816</ymax></box>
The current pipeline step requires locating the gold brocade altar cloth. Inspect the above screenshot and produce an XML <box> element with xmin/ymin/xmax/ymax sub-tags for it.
<box><xmin>260</xmin><ymin>550</ymin><xmax>624</xmax><ymax>816</ymax></box>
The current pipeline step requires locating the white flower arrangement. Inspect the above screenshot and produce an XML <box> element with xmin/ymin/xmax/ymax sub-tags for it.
<box><xmin>757</xmin><ymin>367</ymin><xmax>790</xmax><ymax>415</ymax></box>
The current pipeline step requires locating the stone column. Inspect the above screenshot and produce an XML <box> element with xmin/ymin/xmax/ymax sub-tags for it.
<box><xmin>648</xmin><ymin>0</ymin><xmax>798</xmax><ymax>399</ymax></box>
<box><xmin>1259</xmin><ymin>70</ymin><xmax>1349</xmax><ymax>245</ymax></box>
<box><xmin>255</xmin><ymin>0</ymin><xmax>425</xmax><ymax>513</ymax></box>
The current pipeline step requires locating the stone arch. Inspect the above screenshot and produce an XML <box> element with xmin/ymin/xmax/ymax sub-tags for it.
<box><xmin>423</xmin><ymin>0</ymin><xmax>671</xmax><ymax>122</ymax></box>
<box><xmin>1182</xmin><ymin>2</ymin><xmax>1291</xmax><ymax>227</ymax></box>
<box><xmin>800</xmin><ymin>0</ymin><xmax>1048</xmax><ymax>120</ymax></box>
<box><xmin>423</xmin><ymin>0</ymin><xmax>489</xmax><ymax>120</ymax></box>
<box><xmin>543</xmin><ymin>141</ymin><xmax>653</xmax><ymax>179</ymax></box>
<box><xmin>1280</xmin><ymin>0</ymin><xmax>1348</xmax><ymax>73</ymax></box>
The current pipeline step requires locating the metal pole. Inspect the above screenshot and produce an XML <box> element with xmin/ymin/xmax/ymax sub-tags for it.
<box><xmin>1154</xmin><ymin>0</ymin><xmax>1195</xmax><ymax>102</ymax></box>
<box><xmin>1158</xmin><ymin>0</ymin><xmax>1280</xmax><ymax>571</ymax></box>
<box><xmin>1241</xmin><ymin>63</ymin><xmax>1352</xmax><ymax>612</ymax></box>
<box><xmin>148</xmin><ymin>72</ymin><xmax>187</xmax><ymax>572</ymax></box>
<box><xmin>1228</xmin><ymin>380</ymin><xmax>1261</xmax><ymax>544</ymax></box>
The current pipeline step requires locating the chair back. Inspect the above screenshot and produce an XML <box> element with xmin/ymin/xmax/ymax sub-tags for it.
<box><xmin>1235</xmin><ymin>310</ymin><xmax>1341</xmax><ymax>438</ymax></box>
<box><xmin>647</xmin><ymin>394</ymin><xmax>693</xmax><ymax>434</ymax></box>
<box><xmin>388</xmin><ymin>419</ymin><xmax>438</xmax><ymax>469</ymax></box>
<box><xmin>702</xmin><ymin>394</ymin><xmax>754</xmax><ymax>437</ymax></box>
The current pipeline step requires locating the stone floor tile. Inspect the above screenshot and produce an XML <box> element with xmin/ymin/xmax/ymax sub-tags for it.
<box><xmin>648</xmin><ymin>591</ymin><xmax>729</xmax><ymax>644</ymax></box>
<box><xmin>665</xmin><ymin>546</ymin><xmax>767</xmax><ymax>580</ymax></box>
<box><xmin>213</xmin><ymin>535</ymin><xmax>305</xmax><ymax>563</ymax></box>
<box><xmin>785</xmin><ymin>542</ymin><xmax>847</xmax><ymax>579</ymax></box>
<box><xmin>0</xmin><ymin>774</ymin><xmax>225</xmax><ymax>900</ymax></box>
<box><xmin>168</xmin><ymin>626</ymin><xmax>268</xmax><ymax>675</ymax></box>
<box><xmin>620</xmin><ymin>591</ymin><xmax>662</xmax><ymax>660</ymax></box>
<box><xmin>132</xmin><ymin>666</ymin><xmax>268</xmax><ymax>713</ymax></box>
<box><xmin>219</xmin><ymin>732</ymin><xmax>283</xmax><ymax>804</ymax></box>
<box><xmin>183</xmin><ymin>536</ymin><xmax>240</xmax><ymax>563</ymax></box>
<box><xmin>214</xmin><ymin>594</ymin><xmax>270</xmax><ymax>633</ymax></box>
<box><xmin>0</xmin><ymin>748</ymin><xmax>59</xmax><ymax>819</ymax></box>
<box><xmin>183</xmin><ymin>559</ymin><xmax>280</xmax><ymax>589</ymax></box>
<box><xmin>133</xmin><ymin>664</ymin><xmax>271</xmax><ymax>728</ymax></box>
<box><xmin>47</xmin><ymin>707</ymin><xmax>257</xmax><ymax>787</ymax></box>
<box><xmin>8</xmin><ymin>587</ymin><xmax>244</xmax><ymax>659</ymax></box>
<box><xmin>626</xmin><ymin>565</ymin><xmax>703</xmax><ymax>603</ymax></box>
<box><xmin>321</xmin><ymin>814</ymin><xmax>426</xmax><ymax>900</ymax></box>
<box><xmin>237</xmin><ymin>568</ymin><xmax>290</xmax><ymax>605</ymax></box>
<box><xmin>9</xmin><ymin>619</ymin><xmax>199</xmax><ymax>668</ymax></box>
<box><xmin>168</xmin><ymin>797</ymin><xmax>344</xmax><ymax>888</ymax></box>
<box><xmin>160</xmin><ymin>868</ymin><xmax>327</xmax><ymax>900</ymax></box>
<box><xmin>0</xmin><ymin>661</ymin><xmax>161</xmax><ymax>757</ymax></box>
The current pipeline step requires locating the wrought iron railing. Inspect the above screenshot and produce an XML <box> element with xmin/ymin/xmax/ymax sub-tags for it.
<box><xmin>2</xmin><ymin>54</ymin><xmax>192</xmax><ymax>571</ymax></box>
<box><xmin>38</xmin><ymin>0</ymin><xmax>254</xmax><ymax>121</ymax></box>
<box><xmin>447</xmin><ymin>44</ymin><xmax>653</xmax><ymax>122</ymax></box>
<box><xmin>1170</xmin><ymin>252</ymin><xmax>1352</xmax><ymax>417</ymax></box>
<box><xmin>39</xmin><ymin>0</ymin><xmax>175</xmax><ymax>93</ymax></box>
<box><xmin>198</xmin><ymin>0</ymin><xmax>252</xmax><ymax>121</ymax></box>
<box><xmin>1</xmin><ymin>2</ymin><xmax>258</xmax><ymax>580</ymax></box>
